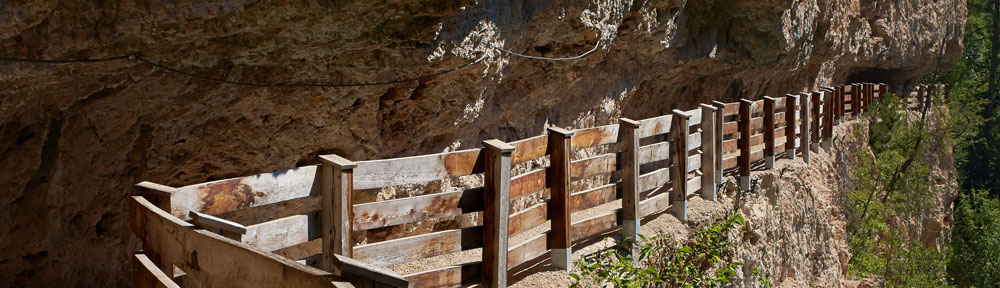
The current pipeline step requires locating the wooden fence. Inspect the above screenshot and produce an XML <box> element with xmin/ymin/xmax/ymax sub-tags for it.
<box><xmin>130</xmin><ymin>83</ymin><xmax>943</xmax><ymax>288</ymax></box>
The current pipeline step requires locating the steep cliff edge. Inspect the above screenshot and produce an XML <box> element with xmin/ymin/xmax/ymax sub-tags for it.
<box><xmin>0</xmin><ymin>0</ymin><xmax>964</xmax><ymax>286</ymax></box>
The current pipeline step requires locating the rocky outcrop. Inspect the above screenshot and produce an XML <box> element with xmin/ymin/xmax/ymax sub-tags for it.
<box><xmin>0</xmin><ymin>0</ymin><xmax>964</xmax><ymax>286</ymax></box>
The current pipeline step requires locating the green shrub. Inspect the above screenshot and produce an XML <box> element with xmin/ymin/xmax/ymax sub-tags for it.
<box><xmin>569</xmin><ymin>214</ymin><xmax>748</xmax><ymax>288</ymax></box>
<box><xmin>949</xmin><ymin>189</ymin><xmax>1000</xmax><ymax>287</ymax></box>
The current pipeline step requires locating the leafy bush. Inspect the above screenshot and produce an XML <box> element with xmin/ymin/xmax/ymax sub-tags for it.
<box><xmin>569</xmin><ymin>214</ymin><xmax>747</xmax><ymax>288</ymax></box>
<box><xmin>949</xmin><ymin>189</ymin><xmax>1000</xmax><ymax>287</ymax></box>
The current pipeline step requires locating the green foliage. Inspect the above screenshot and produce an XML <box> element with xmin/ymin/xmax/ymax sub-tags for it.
<box><xmin>569</xmin><ymin>214</ymin><xmax>752</xmax><ymax>288</ymax></box>
<box><xmin>847</xmin><ymin>96</ymin><xmax>950</xmax><ymax>286</ymax></box>
<box><xmin>949</xmin><ymin>189</ymin><xmax>1000</xmax><ymax>287</ymax></box>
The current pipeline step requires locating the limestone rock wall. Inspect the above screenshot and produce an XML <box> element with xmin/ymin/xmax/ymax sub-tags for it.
<box><xmin>0</xmin><ymin>0</ymin><xmax>964</xmax><ymax>286</ymax></box>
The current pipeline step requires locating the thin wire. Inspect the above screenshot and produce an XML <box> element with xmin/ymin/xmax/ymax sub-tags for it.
<box><xmin>496</xmin><ymin>40</ymin><xmax>601</xmax><ymax>61</ymax></box>
<box><xmin>0</xmin><ymin>54</ymin><xmax>486</xmax><ymax>87</ymax></box>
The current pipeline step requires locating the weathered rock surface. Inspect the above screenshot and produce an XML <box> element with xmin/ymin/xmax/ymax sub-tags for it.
<box><xmin>0</xmin><ymin>0</ymin><xmax>964</xmax><ymax>286</ymax></box>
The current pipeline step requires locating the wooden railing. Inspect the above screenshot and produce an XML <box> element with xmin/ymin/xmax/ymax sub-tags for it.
<box><xmin>130</xmin><ymin>83</ymin><xmax>943</xmax><ymax>288</ymax></box>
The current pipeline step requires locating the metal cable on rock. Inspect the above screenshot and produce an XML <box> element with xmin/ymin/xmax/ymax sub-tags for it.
<box><xmin>496</xmin><ymin>39</ymin><xmax>602</xmax><ymax>61</ymax></box>
<box><xmin>0</xmin><ymin>54</ymin><xmax>487</xmax><ymax>87</ymax></box>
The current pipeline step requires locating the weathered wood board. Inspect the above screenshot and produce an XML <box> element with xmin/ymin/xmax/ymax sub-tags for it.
<box><xmin>353</xmin><ymin>149</ymin><xmax>483</xmax><ymax>190</ymax></box>
<box><xmin>352</xmin><ymin>226</ymin><xmax>484</xmax><ymax>267</ymax></box>
<box><xmin>172</xmin><ymin>165</ymin><xmax>321</xmax><ymax>219</ymax></box>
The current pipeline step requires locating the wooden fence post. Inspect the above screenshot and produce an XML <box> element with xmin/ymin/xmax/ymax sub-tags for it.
<box><xmin>822</xmin><ymin>88</ymin><xmax>834</xmax><ymax>150</ymax></box>
<box><xmin>546</xmin><ymin>127</ymin><xmax>574</xmax><ymax>271</ymax></box>
<box><xmin>837</xmin><ymin>85</ymin><xmax>845</xmax><ymax>124</ymax></box>
<box><xmin>811</xmin><ymin>91</ymin><xmax>821</xmax><ymax>153</ymax></box>
<box><xmin>319</xmin><ymin>154</ymin><xmax>356</xmax><ymax>274</ymax></box>
<box><xmin>800</xmin><ymin>92</ymin><xmax>811</xmax><ymax>164</ymax></box>
<box><xmin>738</xmin><ymin>99</ymin><xmax>752</xmax><ymax>191</ymax></box>
<box><xmin>711</xmin><ymin>101</ymin><xmax>725</xmax><ymax>185</ymax></box>
<box><xmin>700</xmin><ymin>104</ymin><xmax>718</xmax><ymax>200</ymax></box>
<box><xmin>785</xmin><ymin>94</ymin><xmax>798</xmax><ymax>160</ymax></box>
<box><xmin>482</xmin><ymin>139</ymin><xmax>514</xmax><ymax>288</ymax></box>
<box><xmin>619</xmin><ymin>118</ymin><xmax>642</xmax><ymax>245</ymax></box>
<box><xmin>135</xmin><ymin>181</ymin><xmax>177</xmax><ymax>273</ymax></box>
<box><xmin>671</xmin><ymin>110</ymin><xmax>690</xmax><ymax>220</ymax></box>
<box><xmin>762</xmin><ymin>97</ymin><xmax>776</xmax><ymax>169</ymax></box>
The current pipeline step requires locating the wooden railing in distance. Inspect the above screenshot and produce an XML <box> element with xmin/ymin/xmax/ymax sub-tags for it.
<box><xmin>132</xmin><ymin>82</ymin><xmax>941</xmax><ymax>288</ymax></box>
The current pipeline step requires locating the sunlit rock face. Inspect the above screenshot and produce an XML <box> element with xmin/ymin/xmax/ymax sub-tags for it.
<box><xmin>0</xmin><ymin>0</ymin><xmax>964</xmax><ymax>286</ymax></box>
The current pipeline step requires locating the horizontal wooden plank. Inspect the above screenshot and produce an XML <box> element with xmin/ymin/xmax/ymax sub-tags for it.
<box><xmin>272</xmin><ymin>239</ymin><xmax>322</xmax><ymax>262</ymax></box>
<box><xmin>751</xmin><ymin>117</ymin><xmax>763</xmax><ymax>131</ymax></box>
<box><xmin>570</xmin><ymin>153</ymin><xmax>617</xmax><ymax>181</ymax></box>
<box><xmin>722</xmin><ymin>121</ymin><xmax>738</xmax><ymax>135</ymax></box>
<box><xmin>508</xmin><ymin>202</ymin><xmax>548</xmax><ymax>237</ymax></box>
<box><xmin>511</xmin><ymin>168</ymin><xmax>547</xmax><ymax>199</ymax></box>
<box><xmin>688</xmin><ymin>153</ymin><xmax>702</xmax><ymax>173</ymax></box>
<box><xmin>722</xmin><ymin>156</ymin><xmax>737</xmax><ymax>170</ymax></box>
<box><xmin>638</xmin><ymin>141</ymin><xmax>670</xmax><ymax>164</ymax></box>
<box><xmin>687</xmin><ymin>131</ymin><xmax>702</xmax><ymax>152</ymax></box>
<box><xmin>686</xmin><ymin>176</ymin><xmax>701</xmax><ymax>195</ymax></box>
<box><xmin>722</xmin><ymin>103</ymin><xmax>739</xmax><ymax>116</ymax></box>
<box><xmin>570</xmin><ymin>183</ymin><xmax>619</xmax><ymax>212</ymax></box>
<box><xmin>403</xmin><ymin>263</ymin><xmax>481</xmax><ymax>288</ymax></box>
<box><xmin>129</xmin><ymin>196</ymin><xmax>342</xmax><ymax>288</ymax></box>
<box><xmin>571</xmin><ymin>210</ymin><xmax>620</xmax><ymax>241</ymax></box>
<box><xmin>572</xmin><ymin>124</ymin><xmax>619</xmax><ymax>149</ymax></box>
<box><xmin>639</xmin><ymin>192</ymin><xmax>668</xmax><ymax>217</ymax></box>
<box><xmin>172</xmin><ymin>165</ymin><xmax>320</xmax><ymax>219</ymax></box>
<box><xmin>352</xmin><ymin>188</ymin><xmax>483</xmax><ymax>231</ymax></box>
<box><xmin>354</xmin><ymin>149</ymin><xmax>483</xmax><ymax>190</ymax></box>
<box><xmin>639</xmin><ymin>115</ymin><xmax>672</xmax><ymax>138</ymax></box>
<box><xmin>214</xmin><ymin>194</ymin><xmax>321</xmax><ymax>226</ymax></box>
<box><xmin>510</xmin><ymin>135</ymin><xmax>548</xmax><ymax>165</ymax></box>
<box><xmin>681</xmin><ymin>108</ymin><xmax>702</xmax><ymax>127</ymax></box>
<box><xmin>133</xmin><ymin>253</ymin><xmax>181</xmax><ymax>288</ymax></box>
<box><xmin>638</xmin><ymin>167</ymin><xmax>669</xmax><ymax>193</ymax></box>
<box><xmin>749</xmin><ymin>150</ymin><xmax>764</xmax><ymax>163</ymax></box>
<box><xmin>722</xmin><ymin>139</ymin><xmax>739</xmax><ymax>153</ymax></box>
<box><xmin>750</xmin><ymin>100</ymin><xmax>764</xmax><ymax>114</ymax></box>
<box><xmin>189</xmin><ymin>211</ymin><xmax>247</xmax><ymax>234</ymax></box>
<box><xmin>750</xmin><ymin>134</ymin><xmax>764</xmax><ymax>148</ymax></box>
<box><xmin>507</xmin><ymin>232</ymin><xmax>549</xmax><ymax>268</ymax></box>
<box><xmin>242</xmin><ymin>211</ymin><xmax>319</xmax><ymax>252</ymax></box>
<box><xmin>352</xmin><ymin>226</ymin><xmax>483</xmax><ymax>267</ymax></box>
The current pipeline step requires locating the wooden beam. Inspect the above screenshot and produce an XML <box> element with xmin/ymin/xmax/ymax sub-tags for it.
<box><xmin>711</xmin><ymin>101</ymin><xmax>725</xmax><ymax>185</ymax></box>
<box><xmin>737</xmin><ymin>99</ymin><xmax>752</xmax><ymax>190</ymax></box>
<box><xmin>762</xmin><ymin>97</ymin><xmax>776</xmax><ymax>169</ymax></box>
<box><xmin>133</xmin><ymin>253</ymin><xmax>181</xmax><ymax>288</ymax></box>
<box><xmin>319</xmin><ymin>154</ymin><xmax>355</xmax><ymax>273</ymax></box>
<box><xmin>811</xmin><ymin>91</ymin><xmax>821</xmax><ymax>153</ymax></box>
<box><xmin>800</xmin><ymin>92</ymin><xmax>811</xmax><ymax>164</ymax></box>
<box><xmin>570</xmin><ymin>183</ymin><xmax>619</xmax><ymax>212</ymax></box>
<box><xmin>404</xmin><ymin>263</ymin><xmax>481</xmax><ymax>288</ymax></box>
<box><xmin>700</xmin><ymin>104</ymin><xmax>717</xmax><ymax>201</ymax></box>
<box><xmin>481</xmin><ymin>139</ymin><xmax>514</xmax><ymax>288</ymax></box>
<box><xmin>189</xmin><ymin>211</ymin><xmax>247</xmax><ymax>241</ymax></box>
<box><xmin>671</xmin><ymin>109</ymin><xmax>689</xmax><ymax>221</ymax></box>
<box><xmin>352</xmin><ymin>226</ymin><xmax>483</xmax><ymax>267</ymax></box>
<box><xmin>823</xmin><ymin>89</ymin><xmax>834</xmax><ymax>149</ymax></box>
<box><xmin>352</xmin><ymin>149</ymin><xmax>481</xmax><ymax>190</ymax></box>
<box><xmin>546</xmin><ymin>126</ymin><xmax>573</xmax><ymax>270</ymax></box>
<box><xmin>572</xmin><ymin>124</ymin><xmax>618</xmax><ymax>149</ymax></box>
<box><xmin>619</xmin><ymin>118</ymin><xmax>642</xmax><ymax>245</ymax></box>
<box><xmin>784</xmin><ymin>94</ymin><xmax>798</xmax><ymax>160</ymax></box>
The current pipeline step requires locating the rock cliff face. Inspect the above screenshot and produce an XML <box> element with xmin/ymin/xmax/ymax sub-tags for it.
<box><xmin>0</xmin><ymin>0</ymin><xmax>964</xmax><ymax>286</ymax></box>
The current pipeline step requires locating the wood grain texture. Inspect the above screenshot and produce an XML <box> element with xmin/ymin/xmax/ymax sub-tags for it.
<box><xmin>352</xmin><ymin>188</ymin><xmax>482</xmax><ymax>231</ymax></box>
<box><xmin>571</xmin><ymin>210</ymin><xmax>620</xmax><ymax>241</ymax></box>
<box><xmin>352</xmin><ymin>226</ymin><xmax>483</xmax><ymax>267</ymax></box>
<box><xmin>511</xmin><ymin>168</ymin><xmax>547</xmax><ymax>199</ymax></box>
<box><xmin>619</xmin><ymin>118</ymin><xmax>641</xmax><ymax>229</ymax></box>
<box><xmin>547</xmin><ymin>127</ymin><xmax>573</xmax><ymax>251</ymax></box>
<box><xmin>403</xmin><ymin>263</ymin><xmax>481</xmax><ymax>288</ymax></box>
<box><xmin>508</xmin><ymin>202</ymin><xmax>548</xmax><ymax>237</ymax></box>
<box><xmin>132</xmin><ymin>253</ymin><xmax>181</xmax><ymax>288</ymax></box>
<box><xmin>243</xmin><ymin>211</ymin><xmax>319</xmax><ymax>252</ymax></box>
<box><xmin>172</xmin><ymin>165</ymin><xmax>321</xmax><ymax>219</ymax></box>
<box><xmin>510</xmin><ymin>135</ymin><xmax>548</xmax><ymax>165</ymax></box>
<box><xmin>638</xmin><ymin>141</ymin><xmax>670</xmax><ymax>164</ymax></box>
<box><xmin>570</xmin><ymin>183</ymin><xmax>619</xmax><ymax>212</ymax></box>
<box><xmin>572</xmin><ymin>124</ymin><xmax>619</xmax><ymax>149</ymax></box>
<box><xmin>129</xmin><ymin>196</ymin><xmax>345</xmax><ymax>288</ymax></box>
<box><xmin>785</xmin><ymin>94</ymin><xmax>798</xmax><ymax>151</ymax></box>
<box><xmin>638</xmin><ymin>115</ymin><xmax>672</xmax><ymax>138</ymax></box>
<box><xmin>671</xmin><ymin>110</ymin><xmax>690</xmax><ymax>203</ymax></box>
<box><xmin>507</xmin><ymin>232</ymin><xmax>549</xmax><ymax>268</ymax></box>
<box><xmin>353</xmin><ymin>149</ymin><xmax>482</xmax><ymax>190</ymax></box>
<box><xmin>738</xmin><ymin>100</ymin><xmax>752</xmax><ymax>177</ymax></box>
<box><xmin>481</xmin><ymin>140</ymin><xmax>513</xmax><ymax>288</ymax></box>
<box><xmin>763</xmin><ymin>97</ymin><xmax>776</xmax><ymax>158</ymax></box>
<box><xmin>570</xmin><ymin>153</ymin><xmax>617</xmax><ymax>181</ymax></box>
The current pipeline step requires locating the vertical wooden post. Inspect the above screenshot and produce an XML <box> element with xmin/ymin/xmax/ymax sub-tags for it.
<box><xmin>711</xmin><ymin>101</ymin><xmax>725</xmax><ymax>185</ymax></box>
<box><xmin>800</xmin><ymin>92</ymin><xmax>811</xmax><ymax>164</ymax></box>
<box><xmin>822</xmin><ymin>89</ymin><xmax>834</xmax><ymax>150</ymax></box>
<box><xmin>839</xmin><ymin>85</ymin><xmax>847</xmax><ymax>121</ymax></box>
<box><xmin>135</xmin><ymin>181</ymin><xmax>178</xmax><ymax>273</ymax></box>
<box><xmin>879</xmin><ymin>83</ymin><xmax>887</xmax><ymax>102</ymax></box>
<box><xmin>762</xmin><ymin>97</ymin><xmax>776</xmax><ymax>169</ymax></box>
<box><xmin>546</xmin><ymin>127</ymin><xmax>573</xmax><ymax>270</ymax></box>
<box><xmin>700</xmin><ymin>104</ymin><xmax>718</xmax><ymax>201</ymax></box>
<box><xmin>618</xmin><ymin>118</ymin><xmax>642</xmax><ymax>245</ymax></box>
<box><xmin>482</xmin><ymin>139</ymin><xmax>514</xmax><ymax>288</ymax></box>
<box><xmin>737</xmin><ymin>99</ymin><xmax>752</xmax><ymax>190</ymax></box>
<box><xmin>811</xmin><ymin>91</ymin><xmax>821</xmax><ymax>153</ymax></box>
<box><xmin>784</xmin><ymin>94</ymin><xmax>798</xmax><ymax>160</ymax></box>
<box><xmin>671</xmin><ymin>110</ymin><xmax>690</xmax><ymax>220</ymax></box>
<box><xmin>319</xmin><ymin>154</ymin><xmax>356</xmax><ymax>274</ymax></box>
